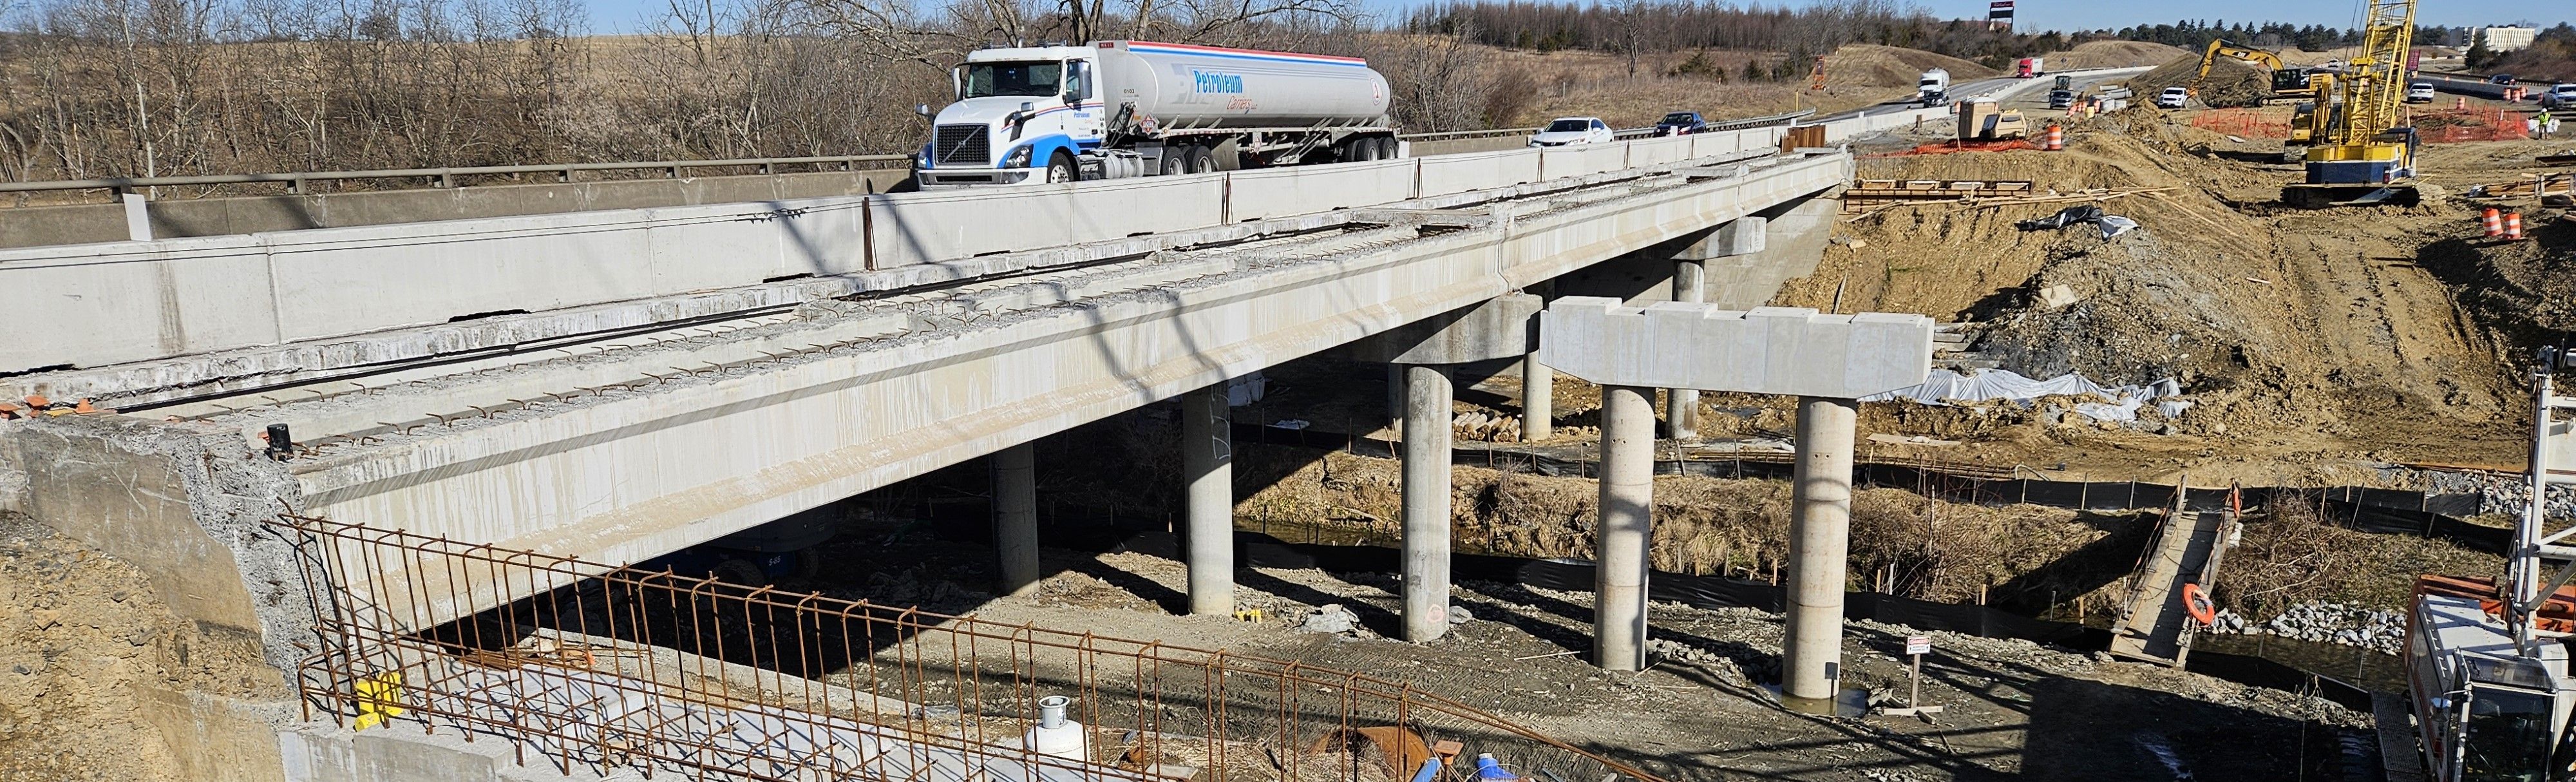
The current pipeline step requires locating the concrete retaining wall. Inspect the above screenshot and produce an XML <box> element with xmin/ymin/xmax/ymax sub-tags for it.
<box><xmin>2</xmin><ymin>126</ymin><xmax>1786</xmax><ymax>376</ymax></box>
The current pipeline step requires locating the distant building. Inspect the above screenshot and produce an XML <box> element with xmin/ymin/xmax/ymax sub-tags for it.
<box><xmin>2425</xmin><ymin>27</ymin><xmax>2468</xmax><ymax>48</ymax></box>
<box><xmin>2476</xmin><ymin>26</ymin><xmax>2537</xmax><ymax>52</ymax></box>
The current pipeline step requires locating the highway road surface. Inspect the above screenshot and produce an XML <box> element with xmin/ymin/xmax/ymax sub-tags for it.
<box><xmin>1815</xmin><ymin>66</ymin><xmax>2155</xmax><ymax>123</ymax></box>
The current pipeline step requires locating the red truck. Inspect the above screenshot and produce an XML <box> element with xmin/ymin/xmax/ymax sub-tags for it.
<box><xmin>2015</xmin><ymin>57</ymin><xmax>2044</xmax><ymax>78</ymax></box>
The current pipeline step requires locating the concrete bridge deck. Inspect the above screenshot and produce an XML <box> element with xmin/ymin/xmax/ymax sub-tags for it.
<box><xmin>3</xmin><ymin>120</ymin><xmax>1856</xmax><ymax>650</ymax></box>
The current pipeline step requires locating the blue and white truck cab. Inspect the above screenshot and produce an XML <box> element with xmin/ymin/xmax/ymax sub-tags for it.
<box><xmin>914</xmin><ymin>41</ymin><xmax>1397</xmax><ymax>187</ymax></box>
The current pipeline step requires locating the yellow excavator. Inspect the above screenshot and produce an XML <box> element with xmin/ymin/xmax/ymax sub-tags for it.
<box><xmin>2193</xmin><ymin>39</ymin><xmax>2336</xmax><ymax>104</ymax></box>
<box><xmin>2282</xmin><ymin>0</ymin><xmax>2419</xmax><ymax>208</ymax></box>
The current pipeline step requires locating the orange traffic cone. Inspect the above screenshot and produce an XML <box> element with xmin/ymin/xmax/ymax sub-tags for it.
<box><xmin>2505</xmin><ymin>212</ymin><xmax>2524</xmax><ymax>240</ymax></box>
<box><xmin>2485</xmin><ymin>207</ymin><xmax>2504</xmax><ymax>237</ymax></box>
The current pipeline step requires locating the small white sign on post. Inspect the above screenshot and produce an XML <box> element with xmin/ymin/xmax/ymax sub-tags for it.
<box><xmin>1885</xmin><ymin>635</ymin><xmax>1944</xmax><ymax>718</ymax></box>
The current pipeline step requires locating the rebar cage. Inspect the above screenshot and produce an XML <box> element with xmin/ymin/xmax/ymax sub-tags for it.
<box><xmin>277</xmin><ymin>514</ymin><xmax>1666</xmax><ymax>782</ymax></box>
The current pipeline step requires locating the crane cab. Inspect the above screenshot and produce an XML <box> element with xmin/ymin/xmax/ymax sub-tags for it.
<box><xmin>2410</xmin><ymin>587</ymin><xmax>2576</xmax><ymax>781</ymax></box>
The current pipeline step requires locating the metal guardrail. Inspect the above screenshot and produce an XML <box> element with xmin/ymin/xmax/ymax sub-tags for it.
<box><xmin>1394</xmin><ymin>127</ymin><xmax>1540</xmax><ymax>141</ymax></box>
<box><xmin>6</xmin><ymin>110</ymin><xmax>1816</xmax><ymax>203</ymax></box>
<box><xmin>0</xmin><ymin>154</ymin><xmax>914</xmax><ymax>198</ymax></box>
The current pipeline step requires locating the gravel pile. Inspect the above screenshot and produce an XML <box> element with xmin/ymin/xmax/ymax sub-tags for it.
<box><xmin>2477</xmin><ymin>480</ymin><xmax>2576</xmax><ymax>518</ymax></box>
<box><xmin>2205</xmin><ymin>602</ymin><xmax>2403</xmax><ymax>654</ymax></box>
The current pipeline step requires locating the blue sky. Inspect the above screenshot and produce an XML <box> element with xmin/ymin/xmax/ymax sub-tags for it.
<box><xmin>583</xmin><ymin>0</ymin><xmax>2570</xmax><ymax>35</ymax></box>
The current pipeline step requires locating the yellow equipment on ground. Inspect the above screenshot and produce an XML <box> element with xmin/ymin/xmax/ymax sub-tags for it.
<box><xmin>2192</xmin><ymin>39</ymin><xmax>2332</xmax><ymax>104</ymax></box>
<box><xmin>2284</xmin><ymin>0</ymin><xmax>2419</xmax><ymax>207</ymax></box>
<box><xmin>2193</xmin><ymin>39</ymin><xmax>2286</xmax><ymax>91</ymax></box>
<box><xmin>1956</xmin><ymin>99</ymin><xmax>2029</xmax><ymax>142</ymax></box>
<box><xmin>2288</xmin><ymin>73</ymin><xmax>2340</xmax><ymax>146</ymax></box>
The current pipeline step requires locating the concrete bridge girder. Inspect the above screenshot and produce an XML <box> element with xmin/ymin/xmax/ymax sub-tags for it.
<box><xmin>271</xmin><ymin>155</ymin><xmax>1848</xmax><ymax>625</ymax></box>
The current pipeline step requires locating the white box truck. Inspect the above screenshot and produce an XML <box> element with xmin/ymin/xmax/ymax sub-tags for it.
<box><xmin>914</xmin><ymin>41</ymin><xmax>1397</xmax><ymax>187</ymax></box>
<box><xmin>1918</xmin><ymin>68</ymin><xmax>1951</xmax><ymax>107</ymax></box>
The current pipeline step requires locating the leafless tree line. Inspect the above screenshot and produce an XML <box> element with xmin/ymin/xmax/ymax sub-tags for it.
<box><xmin>1405</xmin><ymin>0</ymin><xmax>2081</xmax><ymax>72</ymax></box>
<box><xmin>0</xmin><ymin>0</ymin><xmax>1513</xmax><ymax>183</ymax></box>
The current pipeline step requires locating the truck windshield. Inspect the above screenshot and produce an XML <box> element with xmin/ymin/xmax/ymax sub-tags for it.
<box><xmin>2459</xmin><ymin>685</ymin><xmax>2553</xmax><ymax>782</ymax></box>
<box><xmin>961</xmin><ymin>61</ymin><xmax>1063</xmax><ymax>99</ymax></box>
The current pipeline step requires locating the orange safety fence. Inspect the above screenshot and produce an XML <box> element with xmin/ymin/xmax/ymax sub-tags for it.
<box><xmin>2189</xmin><ymin>109</ymin><xmax>2293</xmax><ymax>139</ymax></box>
<box><xmin>2410</xmin><ymin>107</ymin><xmax>2530</xmax><ymax>144</ymax></box>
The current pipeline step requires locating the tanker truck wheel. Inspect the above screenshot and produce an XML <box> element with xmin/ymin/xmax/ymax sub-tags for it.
<box><xmin>1159</xmin><ymin>148</ymin><xmax>1187</xmax><ymax>176</ymax></box>
<box><xmin>1045</xmin><ymin>152</ymin><xmax>1079</xmax><ymax>184</ymax></box>
<box><xmin>1184</xmin><ymin>146</ymin><xmax>1216</xmax><ymax>175</ymax></box>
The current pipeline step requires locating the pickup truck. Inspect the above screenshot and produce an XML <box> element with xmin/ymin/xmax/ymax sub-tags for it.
<box><xmin>2543</xmin><ymin>84</ymin><xmax>2576</xmax><ymax>110</ymax></box>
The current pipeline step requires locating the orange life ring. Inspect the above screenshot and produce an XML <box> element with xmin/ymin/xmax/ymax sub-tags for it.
<box><xmin>2182</xmin><ymin>582</ymin><xmax>2217</xmax><ymax>625</ymax></box>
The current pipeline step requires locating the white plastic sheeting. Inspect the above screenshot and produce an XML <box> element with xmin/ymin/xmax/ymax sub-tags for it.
<box><xmin>1862</xmin><ymin>368</ymin><xmax>2187</xmax><ymax>423</ymax></box>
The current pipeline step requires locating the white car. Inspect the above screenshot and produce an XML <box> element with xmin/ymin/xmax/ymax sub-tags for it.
<box><xmin>1530</xmin><ymin>117</ymin><xmax>1615</xmax><ymax>147</ymax></box>
<box><xmin>2155</xmin><ymin>87</ymin><xmax>2190</xmax><ymax>109</ymax></box>
<box><xmin>2405</xmin><ymin>82</ymin><xmax>2436</xmax><ymax>103</ymax></box>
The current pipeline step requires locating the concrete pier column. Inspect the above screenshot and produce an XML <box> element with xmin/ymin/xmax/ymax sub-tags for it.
<box><xmin>1666</xmin><ymin>259</ymin><xmax>1706</xmax><ymax>440</ymax></box>
<box><xmin>1387</xmin><ymin>364</ymin><xmax>1408</xmax><ymax>437</ymax></box>
<box><xmin>1521</xmin><ymin>357</ymin><xmax>1554</xmax><ymax>441</ymax></box>
<box><xmin>1783</xmin><ymin>396</ymin><xmax>1859</xmax><ymax>712</ymax></box>
<box><xmin>1182</xmin><ymin>386</ymin><xmax>1235</xmax><ymax>616</ymax></box>
<box><xmin>991</xmin><ymin>443</ymin><xmax>1040</xmax><ymax>595</ymax></box>
<box><xmin>1595</xmin><ymin>385</ymin><xmax>1655</xmax><ymax>671</ymax></box>
<box><xmin>1401</xmin><ymin>364</ymin><xmax>1455</xmax><ymax>642</ymax></box>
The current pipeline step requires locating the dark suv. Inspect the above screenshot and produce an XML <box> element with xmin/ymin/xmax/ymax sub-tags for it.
<box><xmin>1655</xmin><ymin>111</ymin><xmax>1707</xmax><ymax>136</ymax></box>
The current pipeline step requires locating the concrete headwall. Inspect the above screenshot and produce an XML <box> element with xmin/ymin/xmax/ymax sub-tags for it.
<box><xmin>1</xmin><ymin>169</ymin><xmax>911</xmax><ymax>249</ymax></box>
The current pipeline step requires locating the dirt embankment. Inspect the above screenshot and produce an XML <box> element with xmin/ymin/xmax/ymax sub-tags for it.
<box><xmin>1491</xmin><ymin>44</ymin><xmax>1918</xmax><ymax>128</ymax></box>
<box><xmin>1235</xmin><ymin>448</ymin><xmax>2153</xmax><ymax>611</ymax></box>
<box><xmin>1776</xmin><ymin>110</ymin><xmax>2543</xmax><ymax>474</ymax></box>
<box><xmin>1820</xmin><ymin>43</ymin><xmax>1997</xmax><ymax>87</ymax></box>
<box><xmin>0</xmin><ymin>513</ymin><xmax>285</xmax><ymax>781</ymax></box>
<box><xmin>2128</xmin><ymin>53</ymin><xmax>2273</xmax><ymax>107</ymax></box>
<box><xmin>2040</xmin><ymin>40</ymin><xmax>2190</xmax><ymax>70</ymax></box>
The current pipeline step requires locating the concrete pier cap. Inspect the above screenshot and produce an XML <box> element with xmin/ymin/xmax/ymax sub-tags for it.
<box><xmin>1536</xmin><ymin>299</ymin><xmax>1933</xmax><ymax>398</ymax></box>
<box><xmin>1535</xmin><ymin>296</ymin><xmax>1932</xmax><ymax>705</ymax></box>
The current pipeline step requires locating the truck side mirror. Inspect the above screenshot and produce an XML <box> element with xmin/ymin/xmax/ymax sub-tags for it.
<box><xmin>914</xmin><ymin>104</ymin><xmax>932</xmax><ymax>118</ymax></box>
<box><xmin>1020</xmin><ymin>101</ymin><xmax>1036</xmax><ymax>113</ymax></box>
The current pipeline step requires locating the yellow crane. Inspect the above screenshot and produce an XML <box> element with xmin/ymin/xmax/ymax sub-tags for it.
<box><xmin>2283</xmin><ymin>0</ymin><xmax>2418</xmax><ymax>207</ymax></box>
